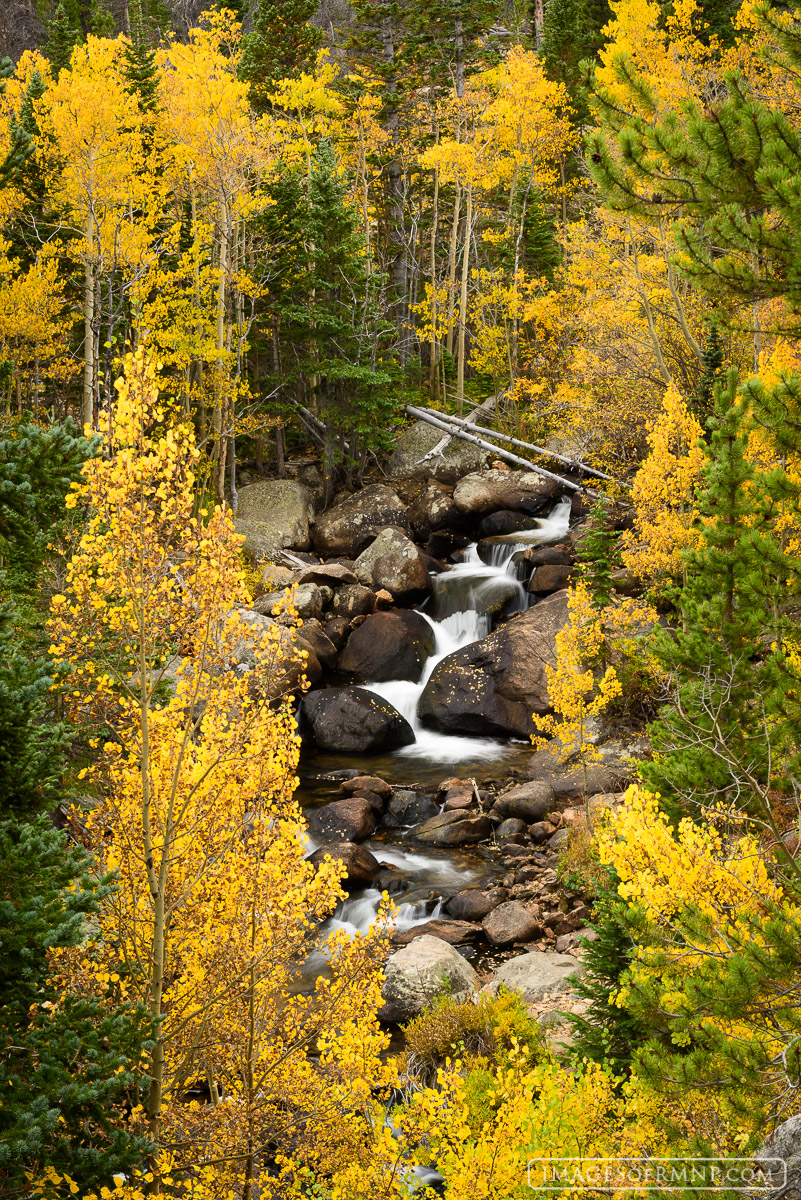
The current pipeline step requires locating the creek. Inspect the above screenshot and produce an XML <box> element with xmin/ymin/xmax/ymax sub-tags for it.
<box><xmin>296</xmin><ymin>497</ymin><xmax>572</xmax><ymax>971</ymax></box>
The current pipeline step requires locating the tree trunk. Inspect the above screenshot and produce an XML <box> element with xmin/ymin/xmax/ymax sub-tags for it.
<box><xmin>82</xmin><ymin>208</ymin><xmax>95</xmax><ymax>430</ymax></box>
<box><xmin>456</xmin><ymin>181</ymin><xmax>473</xmax><ymax>413</ymax></box>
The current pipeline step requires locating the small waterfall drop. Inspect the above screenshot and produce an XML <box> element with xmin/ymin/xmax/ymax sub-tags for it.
<box><xmin>364</xmin><ymin>497</ymin><xmax>572</xmax><ymax>765</ymax></box>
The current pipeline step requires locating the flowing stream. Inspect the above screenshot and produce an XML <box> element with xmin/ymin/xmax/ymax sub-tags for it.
<box><xmin>298</xmin><ymin>497</ymin><xmax>572</xmax><ymax>961</ymax></box>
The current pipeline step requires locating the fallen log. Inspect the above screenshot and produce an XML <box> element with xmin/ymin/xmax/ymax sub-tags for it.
<box><xmin>405</xmin><ymin>404</ymin><xmax>599</xmax><ymax>496</ymax></box>
<box><xmin>420</xmin><ymin>406</ymin><xmax>627</xmax><ymax>488</ymax></box>
<box><xmin>416</xmin><ymin>394</ymin><xmax>497</xmax><ymax>467</ymax></box>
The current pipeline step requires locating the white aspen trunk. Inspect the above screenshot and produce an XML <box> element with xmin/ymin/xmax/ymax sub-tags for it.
<box><xmin>82</xmin><ymin>207</ymin><xmax>95</xmax><ymax>430</ymax></box>
<box><xmin>456</xmin><ymin>180</ymin><xmax>473</xmax><ymax>413</ymax></box>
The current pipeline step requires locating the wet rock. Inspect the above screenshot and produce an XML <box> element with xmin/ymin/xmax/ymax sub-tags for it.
<box><xmin>528</xmin><ymin>564</ymin><xmax>574</xmax><ymax>594</ymax></box>
<box><xmin>478</xmin><ymin>510</ymin><xmax>538</xmax><ymax>537</ymax></box>
<box><xmin>235</xmin><ymin>480</ymin><xmax>315</xmax><ymax>559</ymax></box>
<box><xmin>387</xmin><ymin>420</ymin><xmax>491</xmax><ymax>484</ymax></box>
<box><xmin>383</xmin><ymin>790</ymin><xmax>439</xmax><ymax>828</ymax></box>
<box><xmin>494</xmin><ymin>950</ymin><xmax>584</xmax><ymax>999</ymax></box>
<box><xmin>353</xmin><ymin>527</ymin><xmax>432</xmax><ymax>605</ymax></box>
<box><xmin>493</xmin><ymin>781</ymin><xmax>556</xmax><ymax>824</ymax></box>
<box><xmin>447</xmin><ymin>887</ymin><xmax>508</xmax><ymax>921</ymax></box>
<box><xmin>301</xmin><ymin>687</ymin><xmax>415</xmax><ymax>753</ymax></box>
<box><xmin>520</xmin><ymin>545</ymin><xmax>573</xmax><ymax>567</ymax></box>
<box><xmin>338</xmin><ymin>610</ymin><xmax>436</xmax><ymax>683</ymax></box>
<box><xmin>425</xmin><ymin>529</ymin><xmax>471</xmax><ymax>559</ymax></box>
<box><xmin>453</xmin><ymin>469</ymin><xmax>561</xmax><ymax>517</ymax></box>
<box><xmin>340</xmin><ymin>774</ymin><xmax>393</xmax><ymax>799</ymax></box>
<box><xmin>408</xmin><ymin>483</ymin><xmax>469</xmax><ymax>541</ymax></box>
<box><xmin>298</xmin><ymin>562</ymin><xmax>358</xmax><ymax>587</ymax></box>
<box><xmin>379</xmin><ymin>934</ymin><xmax>480</xmax><ymax>1022</ymax></box>
<box><xmin>306</xmin><ymin>797</ymin><xmax>377</xmax><ymax>843</ymax></box>
<box><xmin>323</xmin><ymin>616</ymin><xmax>350</xmax><ymax>649</ymax></box>
<box><xmin>308</xmin><ymin>841</ymin><xmax>381</xmax><ymax>888</ymax></box>
<box><xmin>331</xmin><ymin>584</ymin><xmax>376</xmax><ymax>619</ymax></box>
<box><xmin>407</xmin><ymin>809</ymin><xmax>493</xmax><ymax>847</ymax></box>
<box><xmin>483</xmin><ymin>901</ymin><xmax>542</xmax><ymax>945</ymax></box>
<box><xmin>418</xmin><ymin>591</ymin><xmax>569</xmax><ymax>737</ymax></box>
<box><xmin>391</xmin><ymin>919</ymin><xmax>483</xmax><ymax>947</ymax></box>
<box><xmin>313</xmin><ymin>484</ymin><xmax>409</xmax><ymax>558</ymax></box>
<box><xmin>442</xmin><ymin>791</ymin><xmax>475</xmax><ymax>812</ymax></box>
<box><xmin>496</xmin><ymin>817</ymin><xmax>528</xmax><ymax>839</ymax></box>
<box><xmin>295</xmin><ymin>618</ymin><xmax>338</xmax><ymax>671</ymax></box>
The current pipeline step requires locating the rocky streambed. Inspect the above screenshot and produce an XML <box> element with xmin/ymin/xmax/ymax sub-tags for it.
<box><xmin>234</xmin><ymin>422</ymin><xmax>642</xmax><ymax>1024</ymax></box>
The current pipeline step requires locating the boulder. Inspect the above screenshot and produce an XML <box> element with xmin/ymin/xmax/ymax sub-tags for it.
<box><xmin>453</xmin><ymin>470</ymin><xmax>560</xmax><ymax>517</ymax></box>
<box><xmin>332</xmin><ymin>584</ymin><xmax>376</xmax><ymax>620</ymax></box>
<box><xmin>391</xmin><ymin>919</ymin><xmax>483</xmax><ymax>947</ymax></box>
<box><xmin>387</xmin><ymin>420</ymin><xmax>491</xmax><ymax>484</ymax></box>
<box><xmin>483</xmin><ymin>902</ymin><xmax>543</xmax><ymax>946</ymax></box>
<box><xmin>379</xmin><ymin>935</ymin><xmax>480</xmax><ymax>1022</ymax></box>
<box><xmin>235</xmin><ymin>480</ymin><xmax>315</xmax><ymax>560</ymax></box>
<box><xmin>425</xmin><ymin>529</ymin><xmax>471</xmax><ymax>560</ymax></box>
<box><xmin>478</xmin><ymin>510</ymin><xmax>538</xmax><ymax>538</ymax></box>
<box><xmin>260</xmin><ymin>563</ymin><xmax>297</xmax><ymax>590</ymax></box>
<box><xmin>407</xmin><ymin>809</ymin><xmax>493</xmax><ymax>847</ymax></box>
<box><xmin>298</xmin><ymin>562</ymin><xmax>358</xmax><ymax>587</ymax></box>
<box><xmin>301</xmin><ymin>687</ymin><xmax>415</xmax><ymax>753</ymax></box>
<box><xmin>307</xmin><ymin>841</ymin><xmax>381</xmax><ymax>888</ymax></box>
<box><xmin>447</xmin><ymin>887</ymin><xmax>508</xmax><ymax>922</ymax></box>
<box><xmin>408</xmin><ymin>483</ymin><xmax>469</xmax><ymax>541</ymax></box>
<box><xmin>313</xmin><ymin>484</ymin><xmax>409</xmax><ymax>557</ymax></box>
<box><xmin>295</xmin><ymin>619</ymin><xmax>338</xmax><ymax>672</ymax></box>
<box><xmin>340</xmin><ymin>774</ymin><xmax>393</xmax><ymax>799</ymax></box>
<box><xmin>254</xmin><ymin>582</ymin><xmax>323</xmax><ymax>620</ymax></box>
<box><xmin>521</xmin><ymin>545</ymin><xmax>573</xmax><ymax>567</ymax></box>
<box><xmin>229</xmin><ymin>609</ymin><xmax>322</xmax><ymax>688</ymax></box>
<box><xmin>493</xmin><ymin>781</ymin><xmax>556</xmax><ymax>823</ymax></box>
<box><xmin>418</xmin><ymin>591</ymin><xmax>569</xmax><ymax>737</ymax></box>
<box><xmin>338</xmin><ymin>610</ymin><xmax>436</xmax><ymax>682</ymax></box>
<box><xmin>353</xmin><ymin>528</ymin><xmax>432</xmax><ymax>604</ymax></box>
<box><xmin>306</xmin><ymin>797</ymin><xmax>377</xmax><ymax>843</ymax></box>
<box><xmin>496</xmin><ymin>818</ymin><xmax>528</xmax><ymax>838</ymax></box>
<box><xmin>494</xmin><ymin>950</ymin><xmax>583</xmax><ymax>999</ymax></box>
<box><xmin>324</xmin><ymin>617</ymin><xmax>351</xmax><ymax>648</ymax></box>
<box><xmin>755</xmin><ymin>1115</ymin><xmax>801</xmax><ymax>1200</ymax></box>
<box><xmin>528</xmin><ymin>564</ymin><xmax>574</xmax><ymax>594</ymax></box>
<box><xmin>382</xmin><ymin>790</ymin><xmax>440</xmax><ymax>828</ymax></box>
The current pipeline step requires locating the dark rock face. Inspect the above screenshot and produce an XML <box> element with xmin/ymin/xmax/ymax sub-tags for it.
<box><xmin>446</xmin><ymin>887</ymin><xmax>509</xmax><ymax>921</ymax></box>
<box><xmin>482</xmin><ymin>901</ymin><xmax>543</xmax><ymax>946</ymax></box>
<box><xmin>406</xmin><ymin>809</ymin><xmax>493</xmax><ymax>846</ymax></box>
<box><xmin>478</xmin><ymin>510</ymin><xmax>537</xmax><ymax>537</ymax></box>
<box><xmin>307</xmin><ymin>841</ymin><xmax>381</xmax><ymax>887</ymax></box>
<box><xmin>492</xmin><ymin>781</ymin><xmax>557</xmax><ymax>823</ymax></box>
<box><xmin>528</xmin><ymin>564</ymin><xmax>573</xmax><ymax>594</ymax></box>
<box><xmin>331</xmin><ymin>584</ymin><xmax>376</xmax><ymax>619</ymax></box>
<box><xmin>425</xmin><ymin>529</ymin><xmax>471</xmax><ymax>559</ymax></box>
<box><xmin>301</xmin><ymin>687</ymin><xmax>415</xmax><ymax>753</ymax></box>
<box><xmin>313</xmin><ymin>484</ymin><xmax>409</xmax><ymax>557</ymax></box>
<box><xmin>306</xmin><ymin>797</ymin><xmax>378</xmax><ymax>842</ymax></box>
<box><xmin>382</xmin><ymin>790</ymin><xmax>439</xmax><ymax>828</ymax></box>
<box><xmin>418</xmin><ymin>591</ymin><xmax>569</xmax><ymax>737</ymax></box>
<box><xmin>338</xmin><ymin>610</ymin><xmax>436</xmax><ymax>682</ymax></box>
<box><xmin>453</xmin><ymin>469</ymin><xmax>561</xmax><ymax>517</ymax></box>
<box><xmin>295</xmin><ymin>619</ymin><xmax>338</xmax><ymax>671</ymax></box>
<box><xmin>323</xmin><ymin>617</ymin><xmax>350</xmax><ymax>649</ymax></box>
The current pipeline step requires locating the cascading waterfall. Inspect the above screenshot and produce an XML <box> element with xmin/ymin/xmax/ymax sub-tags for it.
<box><xmin>365</xmin><ymin>497</ymin><xmax>572</xmax><ymax>765</ymax></box>
<box><xmin>304</xmin><ymin>497</ymin><xmax>573</xmax><ymax>974</ymax></box>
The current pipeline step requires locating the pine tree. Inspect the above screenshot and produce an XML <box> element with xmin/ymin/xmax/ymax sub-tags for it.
<box><xmin>89</xmin><ymin>0</ymin><xmax>115</xmax><ymax>37</ymax></box>
<box><xmin>45</xmin><ymin>1</ymin><xmax>83</xmax><ymax>77</ymax></box>
<box><xmin>568</xmin><ymin>873</ymin><xmax>648</xmax><ymax>1077</ymax></box>
<box><xmin>123</xmin><ymin>0</ymin><xmax>160</xmax><ymax>116</ymax></box>
<box><xmin>0</xmin><ymin>818</ymin><xmax>154</xmax><ymax>1192</ymax></box>
<box><xmin>541</xmin><ymin>0</ymin><xmax>610</xmax><ymax>125</ymax></box>
<box><xmin>261</xmin><ymin>143</ymin><xmax>397</xmax><ymax>500</ymax></box>
<box><xmin>588</xmin><ymin>4</ymin><xmax>801</xmax><ymax>317</ymax></box>
<box><xmin>641</xmin><ymin>370</ymin><xmax>801</xmax><ymax>819</ymax></box>
<box><xmin>691</xmin><ymin>320</ymin><xmax>724</xmax><ymax>436</ymax></box>
<box><xmin>576</xmin><ymin>494</ymin><xmax>621</xmax><ymax>609</ymax></box>
<box><xmin>238</xmin><ymin>0</ymin><xmax>322</xmax><ymax>112</ymax></box>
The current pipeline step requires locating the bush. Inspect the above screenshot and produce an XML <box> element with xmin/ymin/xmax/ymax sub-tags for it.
<box><xmin>401</xmin><ymin>987</ymin><xmax>546</xmax><ymax>1086</ymax></box>
<box><xmin>557</xmin><ymin>818</ymin><xmax>609</xmax><ymax>899</ymax></box>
